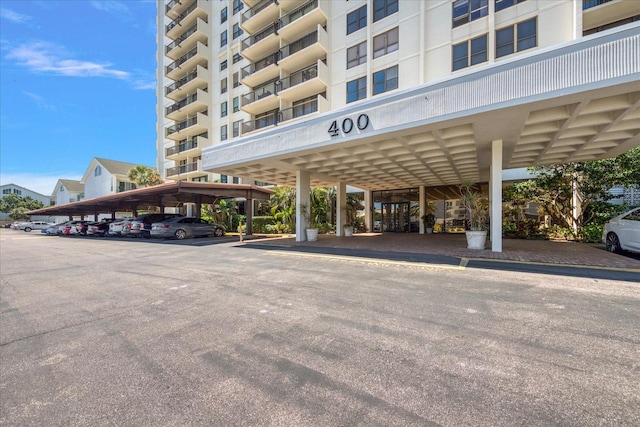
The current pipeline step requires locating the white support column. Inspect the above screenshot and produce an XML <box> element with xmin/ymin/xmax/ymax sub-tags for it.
<box><xmin>364</xmin><ymin>190</ymin><xmax>373</xmax><ymax>233</ymax></box>
<box><xmin>296</xmin><ymin>170</ymin><xmax>310</xmax><ymax>242</ymax></box>
<box><xmin>490</xmin><ymin>139</ymin><xmax>503</xmax><ymax>252</ymax></box>
<box><xmin>419</xmin><ymin>185</ymin><xmax>426</xmax><ymax>234</ymax></box>
<box><xmin>336</xmin><ymin>182</ymin><xmax>346</xmax><ymax>236</ymax></box>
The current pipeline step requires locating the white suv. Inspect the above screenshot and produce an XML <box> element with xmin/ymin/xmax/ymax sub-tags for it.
<box><xmin>18</xmin><ymin>221</ymin><xmax>53</xmax><ymax>232</ymax></box>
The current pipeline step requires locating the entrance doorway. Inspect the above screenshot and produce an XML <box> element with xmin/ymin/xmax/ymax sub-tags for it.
<box><xmin>382</xmin><ymin>202</ymin><xmax>414</xmax><ymax>232</ymax></box>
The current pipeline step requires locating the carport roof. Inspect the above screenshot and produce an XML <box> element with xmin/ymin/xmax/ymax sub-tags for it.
<box><xmin>26</xmin><ymin>181</ymin><xmax>274</xmax><ymax>217</ymax></box>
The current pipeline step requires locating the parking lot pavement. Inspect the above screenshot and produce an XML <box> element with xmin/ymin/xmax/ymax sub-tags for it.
<box><xmin>1</xmin><ymin>230</ymin><xmax>639</xmax><ymax>426</ymax></box>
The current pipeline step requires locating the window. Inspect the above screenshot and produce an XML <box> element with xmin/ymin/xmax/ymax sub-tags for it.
<box><xmin>233</xmin><ymin>120</ymin><xmax>241</xmax><ymax>137</ymax></box>
<box><xmin>13</xmin><ymin>189</ymin><xmax>22</xmax><ymax>195</ymax></box>
<box><xmin>221</xmin><ymin>101</ymin><xmax>228</xmax><ymax>117</ymax></box>
<box><xmin>347</xmin><ymin>5</ymin><xmax>367</xmax><ymax>35</ymax></box>
<box><xmin>221</xmin><ymin>174</ymin><xmax>228</xmax><ymax>183</ymax></box>
<box><xmin>221</xmin><ymin>78</ymin><xmax>228</xmax><ymax>94</ymax></box>
<box><xmin>233</xmin><ymin>72</ymin><xmax>240</xmax><ymax>88</ymax></box>
<box><xmin>94</xmin><ymin>165</ymin><xmax>102</xmax><ymax>177</ymax></box>
<box><xmin>118</xmin><ymin>182</ymin><xmax>136</xmax><ymax>192</ymax></box>
<box><xmin>452</xmin><ymin>34</ymin><xmax>487</xmax><ymax>71</ymax></box>
<box><xmin>2</xmin><ymin>189</ymin><xmax>10</xmax><ymax>194</ymax></box>
<box><xmin>346</xmin><ymin>76</ymin><xmax>367</xmax><ymax>103</ymax></box>
<box><xmin>221</xmin><ymin>6</ymin><xmax>227</xmax><ymax>23</ymax></box>
<box><xmin>221</xmin><ymin>30</ymin><xmax>228</xmax><ymax>47</ymax></box>
<box><xmin>233</xmin><ymin>0</ymin><xmax>243</xmax><ymax>14</ymax></box>
<box><xmin>373</xmin><ymin>27</ymin><xmax>399</xmax><ymax>59</ymax></box>
<box><xmin>192</xmin><ymin>176</ymin><xmax>208</xmax><ymax>182</ymax></box>
<box><xmin>233</xmin><ymin>52</ymin><xmax>242</xmax><ymax>64</ymax></box>
<box><xmin>220</xmin><ymin>60</ymin><xmax>228</xmax><ymax>71</ymax></box>
<box><xmin>453</xmin><ymin>0</ymin><xmax>488</xmax><ymax>28</ymax></box>
<box><xmin>233</xmin><ymin>23</ymin><xmax>243</xmax><ymax>39</ymax></box>
<box><xmin>232</xmin><ymin>177</ymin><xmax>239</xmax><ymax>184</ymax></box>
<box><xmin>495</xmin><ymin>0</ymin><xmax>526</xmax><ymax>13</ymax></box>
<box><xmin>221</xmin><ymin>125</ymin><xmax>228</xmax><ymax>141</ymax></box>
<box><xmin>233</xmin><ymin>96</ymin><xmax>239</xmax><ymax>113</ymax></box>
<box><xmin>373</xmin><ymin>0</ymin><xmax>398</xmax><ymax>22</ymax></box>
<box><xmin>372</xmin><ymin>65</ymin><xmax>398</xmax><ymax>95</ymax></box>
<box><xmin>347</xmin><ymin>41</ymin><xmax>367</xmax><ymax>69</ymax></box>
<box><xmin>496</xmin><ymin>17</ymin><xmax>536</xmax><ymax>58</ymax></box>
<box><xmin>60</xmin><ymin>185</ymin><xmax>65</xmax><ymax>192</ymax></box>
<box><xmin>292</xmin><ymin>95</ymin><xmax>318</xmax><ymax>118</ymax></box>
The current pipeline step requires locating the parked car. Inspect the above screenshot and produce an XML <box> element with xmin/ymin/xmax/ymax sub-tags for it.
<box><xmin>44</xmin><ymin>222</ymin><xmax>66</xmax><ymax>235</ymax></box>
<box><xmin>128</xmin><ymin>213</ymin><xmax>182</xmax><ymax>238</ymax></box>
<box><xmin>87</xmin><ymin>219</ymin><xmax>116</xmax><ymax>237</ymax></box>
<box><xmin>602</xmin><ymin>207</ymin><xmax>640</xmax><ymax>254</ymax></box>
<box><xmin>18</xmin><ymin>221</ymin><xmax>54</xmax><ymax>232</ymax></box>
<box><xmin>107</xmin><ymin>218</ymin><xmax>132</xmax><ymax>237</ymax></box>
<box><xmin>59</xmin><ymin>220</ymin><xmax>92</xmax><ymax>236</ymax></box>
<box><xmin>150</xmin><ymin>217</ymin><xmax>225</xmax><ymax>240</ymax></box>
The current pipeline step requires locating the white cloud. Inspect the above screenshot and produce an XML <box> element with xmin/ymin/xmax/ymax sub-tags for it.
<box><xmin>0</xmin><ymin>172</ymin><xmax>82</xmax><ymax>196</ymax></box>
<box><xmin>6</xmin><ymin>41</ymin><xmax>130</xmax><ymax>79</ymax></box>
<box><xmin>23</xmin><ymin>91</ymin><xmax>56</xmax><ymax>111</ymax></box>
<box><xmin>0</xmin><ymin>8</ymin><xmax>31</xmax><ymax>23</ymax></box>
<box><xmin>89</xmin><ymin>1</ymin><xmax>129</xmax><ymax>13</ymax></box>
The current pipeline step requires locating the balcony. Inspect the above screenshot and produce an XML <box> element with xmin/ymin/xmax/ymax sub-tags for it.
<box><xmin>165</xmin><ymin>17</ymin><xmax>209</xmax><ymax>60</ymax></box>
<box><xmin>278</xmin><ymin>0</ymin><xmax>327</xmax><ymax>42</ymax></box>
<box><xmin>166</xmin><ymin>0</ymin><xmax>191</xmax><ymax>19</ymax></box>
<box><xmin>278</xmin><ymin>25</ymin><xmax>328</xmax><ymax>73</ymax></box>
<box><xmin>241</xmin><ymin>0</ymin><xmax>279</xmax><ymax>34</ymax></box>
<box><xmin>278</xmin><ymin>93</ymin><xmax>327</xmax><ymax>124</ymax></box>
<box><xmin>583</xmin><ymin>0</ymin><xmax>640</xmax><ymax>31</ymax></box>
<box><xmin>240</xmin><ymin>52</ymin><xmax>280</xmax><ymax>87</ymax></box>
<box><xmin>166</xmin><ymin>0</ymin><xmax>207</xmax><ymax>39</ymax></box>
<box><xmin>240</xmin><ymin>22</ymin><xmax>279</xmax><ymax>62</ymax></box>
<box><xmin>165</xmin><ymin>64</ymin><xmax>208</xmax><ymax>101</ymax></box>
<box><xmin>242</xmin><ymin>109</ymin><xmax>279</xmax><ymax>134</ymax></box>
<box><xmin>278</xmin><ymin>60</ymin><xmax>328</xmax><ymax>101</ymax></box>
<box><xmin>166</xmin><ymin>161</ymin><xmax>200</xmax><ymax>178</ymax></box>
<box><xmin>241</xmin><ymin>80</ymin><xmax>279</xmax><ymax>115</ymax></box>
<box><xmin>165</xmin><ymin>133</ymin><xmax>208</xmax><ymax>159</ymax></box>
<box><xmin>165</xmin><ymin>41</ymin><xmax>209</xmax><ymax>81</ymax></box>
<box><xmin>166</xmin><ymin>88</ymin><xmax>210</xmax><ymax>121</ymax></box>
<box><xmin>165</xmin><ymin>111</ymin><xmax>210</xmax><ymax>141</ymax></box>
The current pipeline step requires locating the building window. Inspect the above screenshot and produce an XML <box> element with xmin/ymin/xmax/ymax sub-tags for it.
<box><xmin>221</xmin><ymin>101</ymin><xmax>228</xmax><ymax>117</ymax></box>
<box><xmin>452</xmin><ymin>34</ymin><xmax>487</xmax><ymax>71</ymax></box>
<box><xmin>220</xmin><ymin>60</ymin><xmax>228</xmax><ymax>71</ymax></box>
<box><xmin>346</xmin><ymin>76</ymin><xmax>367</xmax><ymax>103</ymax></box>
<box><xmin>373</xmin><ymin>0</ymin><xmax>398</xmax><ymax>22</ymax></box>
<box><xmin>2</xmin><ymin>189</ymin><xmax>10</xmax><ymax>194</ymax></box>
<box><xmin>232</xmin><ymin>177</ymin><xmax>239</xmax><ymax>184</ymax></box>
<box><xmin>453</xmin><ymin>0</ymin><xmax>488</xmax><ymax>28</ymax></box>
<box><xmin>221</xmin><ymin>174</ymin><xmax>228</xmax><ymax>183</ymax></box>
<box><xmin>94</xmin><ymin>165</ymin><xmax>102</xmax><ymax>177</ymax></box>
<box><xmin>60</xmin><ymin>185</ymin><xmax>65</xmax><ymax>192</ymax></box>
<box><xmin>221</xmin><ymin>6</ymin><xmax>227</xmax><ymax>23</ymax></box>
<box><xmin>233</xmin><ymin>0</ymin><xmax>243</xmax><ymax>14</ymax></box>
<box><xmin>233</xmin><ymin>72</ymin><xmax>240</xmax><ymax>88</ymax></box>
<box><xmin>495</xmin><ymin>0</ymin><xmax>527</xmax><ymax>13</ymax></box>
<box><xmin>118</xmin><ymin>182</ymin><xmax>136</xmax><ymax>192</ymax></box>
<box><xmin>233</xmin><ymin>96</ymin><xmax>239</xmax><ymax>113</ymax></box>
<box><xmin>221</xmin><ymin>30</ymin><xmax>228</xmax><ymax>47</ymax></box>
<box><xmin>233</xmin><ymin>23</ymin><xmax>243</xmax><ymax>39</ymax></box>
<box><xmin>347</xmin><ymin>41</ymin><xmax>367</xmax><ymax>69</ymax></box>
<box><xmin>13</xmin><ymin>189</ymin><xmax>22</xmax><ymax>195</ymax></box>
<box><xmin>373</xmin><ymin>27</ymin><xmax>399</xmax><ymax>59</ymax></box>
<box><xmin>347</xmin><ymin>5</ymin><xmax>367</xmax><ymax>35</ymax></box>
<box><xmin>372</xmin><ymin>65</ymin><xmax>398</xmax><ymax>95</ymax></box>
<box><xmin>192</xmin><ymin>176</ymin><xmax>208</xmax><ymax>182</ymax></box>
<box><xmin>292</xmin><ymin>95</ymin><xmax>318</xmax><ymax>118</ymax></box>
<box><xmin>221</xmin><ymin>78</ymin><xmax>228</xmax><ymax>94</ymax></box>
<box><xmin>221</xmin><ymin>125</ymin><xmax>228</xmax><ymax>141</ymax></box>
<box><xmin>233</xmin><ymin>52</ymin><xmax>242</xmax><ymax>64</ymax></box>
<box><xmin>233</xmin><ymin>120</ymin><xmax>241</xmax><ymax>137</ymax></box>
<box><xmin>496</xmin><ymin>17</ymin><xmax>536</xmax><ymax>58</ymax></box>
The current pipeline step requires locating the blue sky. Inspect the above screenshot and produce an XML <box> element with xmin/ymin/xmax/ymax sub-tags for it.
<box><xmin>0</xmin><ymin>0</ymin><xmax>157</xmax><ymax>196</ymax></box>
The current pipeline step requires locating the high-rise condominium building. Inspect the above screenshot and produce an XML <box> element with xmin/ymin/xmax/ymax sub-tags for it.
<box><xmin>157</xmin><ymin>0</ymin><xmax>639</xmax><ymax>248</ymax></box>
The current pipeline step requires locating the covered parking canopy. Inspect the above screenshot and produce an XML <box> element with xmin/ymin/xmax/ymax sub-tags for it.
<box><xmin>27</xmin><ymin>181</ymin><xmax>274</xmax><ymax>234</ymax></box>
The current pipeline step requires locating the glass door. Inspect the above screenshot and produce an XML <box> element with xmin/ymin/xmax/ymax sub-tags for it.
<box><xmin>382</xmin><ymin>202</ymin><xmax>411</xmax><ymax>232</ymax></box>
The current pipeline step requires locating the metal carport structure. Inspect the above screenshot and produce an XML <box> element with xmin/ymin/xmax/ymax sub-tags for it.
<box><xmin>26</xmin><ymin>181</ymin><xmax>274</xmax><ymax>235</ymax></box>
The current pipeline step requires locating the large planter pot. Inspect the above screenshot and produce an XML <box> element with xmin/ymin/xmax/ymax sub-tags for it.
<box><xmin>306</xmin><ymin>228</ymin><xmax>318</xmax><ymax>242</ymax></box>
<box><xmin>465</xmin><ymin>230</ymin><xmax>487</xmax><ymax>249</ymax></box>
<box><xmin>343</xmin><ymin>226</ymin><xmax>354</xmax><ymax>237</ymax></box>
<box><xmin>426</xmin><ymin>227</ymin><xmax>434</xmax><ymax>234</ymax></box>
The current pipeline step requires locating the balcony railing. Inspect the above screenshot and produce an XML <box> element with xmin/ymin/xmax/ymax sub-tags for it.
<box><xmin>166</xmin><ymin>20</ymin><xmax>207</xmax><ymax>54</ymax></box>
<box><xmin>166</xmin><ymin>44</ymin><xmax>205</xmax><ymax>74</ymax></box>
<box><xmin>165</xmin><ymin>67</ymin><xmax>204</xmax><ymax>95</ymax></box>
<box><xmin>241</xmin><ymin>22</ymin><xmax>278</xmax><ymax>50</ymax></box>
<box><xmin>166</xmin><ymin>91</ymin><xmax>203</xmax><ymax>115</ymax></box>
<box><xmin>242</xmin><ymin>110</ymin><xmax>278</xmax><ymax>134</ymax></box>
<box><xmin>583</xmin><ymin>0</ymin><xmax>613</xmax><ymax>10</ymax></box>
<box><xmin>166</xmin><ymin>162</ymin><xmax>199</xmax><ymax>177</ymax></box>
<box><xmin>242</xmin><ymin>80</ymin><xmax>278</xmax><ymax>106</ymax></box>
<box><xmin>242</xmin><ymin>0</ymin><xmax>277</xmax><ymax>21</ymax></box>
<box><xmin>280</xmin><ymin>30</ymin><xmax>317</xmax><ymax>59</ymax></box>
<box><xmin>279</xmin><ymin>0</ymin><xmax>317</xmax><ymax>27</ymax></box>
<box><xmin>165</xmin><ymin>0</ymin><xmax>181</xmax><ymax>15</ymax></box>
<box><xmin>278</xmin><ymin>63</ymin><xmax>318</xmax><ymax>91</ymax></box>
<box><xmin>240</xmin><ymin>52</ymin><xmax>279</xmax><ymax>79</ymax></box>
<box><xmin>279</xmin><ymin>96</ymin><xmax>319</xmax><ymax>123</ymax></box>
<box><xmin>166</xmin><ymin>115</ymin><xmax>200</xmax><ymax>135</ymax></box>
<box><xmin>165</xmin><ymin>133</ymin><xmax>206</xmax><ymax>157</ymax></box>
<box><xmin>166</xmin><ymin>0</ymin><xmax>199</xmax><ymax>33</ymax></box>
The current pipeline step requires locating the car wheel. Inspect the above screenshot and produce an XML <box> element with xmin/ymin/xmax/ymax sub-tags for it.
<box><xmin>24</xmin><ymin>227</ymin><xmax>32</xmax><ymax>232</ymax></box>
<box><xmin>605</xmin><ymin>232</ymin><xmax>622</xmax><ymax>254</ymax></box>
<box><xmin>214</xmin><ymin>227</ymin><xmax>224</xmax><ymax>237</ymax></box>
<box><xmin>175</xmin><ymin>229</ymin><xmax>187</xmax><ymax>240</ymax></box>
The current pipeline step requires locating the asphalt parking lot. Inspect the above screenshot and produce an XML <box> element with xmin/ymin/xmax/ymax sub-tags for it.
<box><xmin>1</xmin><ymin>230</ymin><xmax>639</xmax><ymax>426</ymax></box>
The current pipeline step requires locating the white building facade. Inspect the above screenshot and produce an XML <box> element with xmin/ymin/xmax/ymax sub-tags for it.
<box><xmin>156</xmin><ymin>0</ymin><xmax>640</xmax><ymax>250</ymax></box>
<box><xmin>81</xmin><ymin>158</ymin><xmax>145</xmax><ymax>200</ymax></box>
<box><xmin>0</xmin><ymin>184</ymin><xmax>52</xmax><ymax>221</ymax></box>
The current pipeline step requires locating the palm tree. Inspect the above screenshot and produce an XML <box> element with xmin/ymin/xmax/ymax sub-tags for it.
<box><xmin>127</xmin><ymin>165</ymin><xmax>163</xmax><ymax>187</ymax></box>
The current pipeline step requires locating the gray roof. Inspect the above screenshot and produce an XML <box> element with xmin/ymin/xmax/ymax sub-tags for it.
<box><xmin>59</xmin><ymin>179</ymin><xmax>84</xmax><ymax>192</ymax></box>
<box><xmin>95</xmin><ymin>158</ymin><xmax>156</xmax><ymax>176</ymax></box>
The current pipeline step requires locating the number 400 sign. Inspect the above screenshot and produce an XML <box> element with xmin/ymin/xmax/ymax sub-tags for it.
<box><xmin>328</xmin><ymin>113</ymin><xmax>370</xmax><ymax>137</ymax></box>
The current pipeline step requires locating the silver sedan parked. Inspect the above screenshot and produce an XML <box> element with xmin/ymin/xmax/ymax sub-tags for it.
<box><xmin>150</xmin><ymin>217</ymin><xmax>225</xmax><ymax>240</ymax></box>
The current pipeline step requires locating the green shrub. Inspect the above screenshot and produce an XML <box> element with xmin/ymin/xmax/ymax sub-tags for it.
<box><xmin>580</xmin><ymin>222</ymin><xmax>603</xmax><ymax>243</ymax></box>
<box><xmin>251</xmin><ymin>216</ymin><xmax>276</xmax><ymax>233</ymax></box>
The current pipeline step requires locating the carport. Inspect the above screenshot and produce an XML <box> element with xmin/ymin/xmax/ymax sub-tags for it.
<box><xmin>26</xmin><ymin>181</ymin><xmax>274</xmax><ymax>235</ymax></box>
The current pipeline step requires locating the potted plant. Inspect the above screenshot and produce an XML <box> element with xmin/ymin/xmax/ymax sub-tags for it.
<box><xmin>421</xmin><ymin>201</ymin><xmax>437</xmax><ymax>233</ymax></box>
<box><xmin>343</xmin><ymin>223</ymin><xmax>354</xmax><ymax>237</ymax></box>
<box><xmin>299</xmin><ymin>203</ymin><xmax>318</xmax><ymax>241</ymax></box>
<box><xmin>459</xmin><ymin>180</ymin><xmax>488</xmax><ymax>249</ymax></box>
